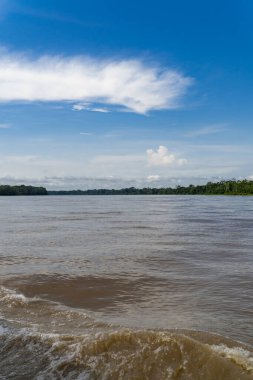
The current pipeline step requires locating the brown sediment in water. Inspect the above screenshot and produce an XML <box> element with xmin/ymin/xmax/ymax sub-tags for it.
<box><xmin>1</xmin><ymin>326</ymin><xmax>253</xmax><ymax>379</ymax></box>
<box><xmin>0</xmin><ymin>286</ymin><xmax>253</xmax><ymax>380</ymax></box>
<box><xmin>2</xmin><ymin>274</ymin><xmax>165</xmax><ymax>311</ymax></box>
<box><xmin>1</xmin><ymin>196</ymin><xmax>253</xmax><ymax>379</ymax></box>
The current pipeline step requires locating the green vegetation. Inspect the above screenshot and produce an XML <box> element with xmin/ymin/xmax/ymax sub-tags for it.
<box><xmin>0</xmin><ymin>185</ymin><xmax>48</xmax><ymax>196</ymax></box>
<box><xmin>48</xmin><ymin>179</ymin><xmax>253</xmax><ymax>196</ymax></box>
<box><xmin>1</xmin><ymin>180</ymin><xmax>252</xmax><ymax>196</ymax></box>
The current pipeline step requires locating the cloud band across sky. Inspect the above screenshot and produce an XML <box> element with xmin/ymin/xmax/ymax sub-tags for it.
<box><xmin>0</xmin><ymin>50</ymin><xmax>192</xmax><ymax>113</ymax></box>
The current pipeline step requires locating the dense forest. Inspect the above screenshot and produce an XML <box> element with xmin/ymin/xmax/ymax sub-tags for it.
<box><xmin>1</xmin><ymin>180</ymin><xmax>253</xmax><ymax>196</ymax></box>
<box><xmin>48</xmin><ymin>180</ymin><xmax>253</xmax><ymax>196</ymax></box>
<box><xmin>0</xmin><ymin>185</ymin><xmax>48</xmax><ymax>196</ymax></box>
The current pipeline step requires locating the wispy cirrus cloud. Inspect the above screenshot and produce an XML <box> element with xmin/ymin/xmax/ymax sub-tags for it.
<box><xmin>0</xmin><ymin>1</ymin><xmax>98</xmax><ymax>26</ymax></box>
<box><xmin>0</xmin><ymin>50</ymin><xmax>192</xmax><ymax>114</ymax></box>
<box><xmin>185</xmin><ymin>123</ymin><xmax>228</xmax><ymax>137</ymax></box>
<box><xmin>0</xmin><ymin>123</ymin><xmax>10</xmax><ymax>129</ymax></box>
<box><xmin>72</xmin><ymin>103</ymin><xmax>110</xmax><ymax>113</ymax></box>
<box><xmin>0</xmin><ymin>0</ymin><xmax>10</xmax><ymax>20</ymax></box>
<box><xmin>147</xmin><ymin>145</ymin><xmax>187</xmax><ymax>166</ymax></box>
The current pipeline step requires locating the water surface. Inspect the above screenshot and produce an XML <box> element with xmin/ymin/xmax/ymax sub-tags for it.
<box><xmin>0</xmin><ymin>195</ymin><xmax>252</xmax><ymax>379</ymax></box>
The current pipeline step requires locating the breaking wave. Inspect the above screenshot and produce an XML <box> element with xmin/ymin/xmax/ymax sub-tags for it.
<box><xmin>0</xmin><ymin>286</ymin><xmax>252</xmax><ymax>380</ymax></box>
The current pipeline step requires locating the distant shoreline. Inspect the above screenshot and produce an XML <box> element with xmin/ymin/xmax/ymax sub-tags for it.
<box><xmin>1</xmin><ymin>180</ymin><xmax>253</xmax><ymax>196</ymax></box>
<box><xmin>0</xmin><ymin>185</ymin><xmax>47</xmax><ymax>196</ymax></box>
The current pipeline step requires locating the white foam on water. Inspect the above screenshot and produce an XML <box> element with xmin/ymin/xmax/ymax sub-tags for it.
<box><xmin>211</xmin><ymin>344</ymin><xmax>253</xmax><ymax>374</ymax></box>
<box><xmin>0</xmin><ymin>285</ymin><xmax>40</xmax><ymax>303</ymax></box>
<box><xmin>0</xmin><ymin>325</ymin><xmax>9</xmax><ymax>335</ymax></box>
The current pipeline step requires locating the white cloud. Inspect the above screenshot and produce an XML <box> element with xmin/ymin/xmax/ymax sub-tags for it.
<box><xmin>147</xmin><ymin>175</ymin><xmax>160</xmax><ymax>182</ymax></box>
<box><xmin>147</xmin><ymin>145</ymin><xmax>187</xmax><ymax>166</ymax></box>
<box><xmin>4</xmin><ymin>155</ymin><xmax>38</xmax><ymax>163</ymax></box>
<box><xmin>186</xmin><ymin>123</ymin><xmax>227</xmax><ymax>137</ymax></box>
<box><xmin>72</xmin><ymin>104</ymin><xmax>87</xmax><ymax>111</ymax></box>
<box><xmin>73</xmin><ymin>103</ymin><xmax>110</xmax><ymax>113</ymax></box>
<box><xmin>0</xmin><ymin>123</ymin><xmax>10</xmax><ymax>129</ymax></box>
<box><xmin>2</xmin><ymin>142</ymin><xmax>249</xmax><ymax>186</ymax></box>
<box><xmin>80</xmin><ymin>132</ymin><xmax>92</xmax><ymax>135</ymax></box>
<box><xmin>0</xmin><ymin>50</ymin><xmax>192</xmax><ymax>114</ymax></box>
<box><xmin>0</xmin><ymin>175</ymin><xmax>233</xmax><ymax>191</ymax></box>
<box><xmin>91</xmin><ymin>107</ymin><xmax>110</xmax><ymax>113</ymax></box>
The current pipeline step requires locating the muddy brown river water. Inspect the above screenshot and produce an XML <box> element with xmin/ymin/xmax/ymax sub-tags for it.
<box><xmin>0</xmin><ymin>195</ymin><xmax>252</xmax><ymax>379</ymax></box>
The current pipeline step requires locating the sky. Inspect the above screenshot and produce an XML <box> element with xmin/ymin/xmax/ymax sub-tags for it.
<box><xmin>0</xmin><ymin>0</ymin><xmax>253</xmax><ymax>189</ymax></box>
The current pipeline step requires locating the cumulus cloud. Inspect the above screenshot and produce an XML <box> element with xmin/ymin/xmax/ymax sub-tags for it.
<box><xmin>0</xmin><ymin>50</ymin><xmax>192</xmax><ymax>114</ymax></box>
<box><xmin>147</xmin><ymin>145</ymin><xmax>187</xmax><ymax>166</ymax></box>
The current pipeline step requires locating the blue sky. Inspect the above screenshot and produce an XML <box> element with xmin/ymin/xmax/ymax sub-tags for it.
<box><xmin>0</xmin><ymin>0</ymin><xmax>252</xmax><ymax>189</ymax></box>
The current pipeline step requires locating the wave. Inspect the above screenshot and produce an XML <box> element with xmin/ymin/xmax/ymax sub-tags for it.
<box><xmin>1</xmin><ymin>327</ymin><xmax>253</xmax><ymax>379</ymax></box>
<box><xmin>0</xmin><ymin>286</ymin><xmax>253</xmax><ymax>379</ymax></box>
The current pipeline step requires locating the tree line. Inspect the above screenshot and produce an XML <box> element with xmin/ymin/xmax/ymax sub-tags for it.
<box><xmin>0</xmin><ymin>185</ymin><xmax>48</xmax><ymax>196</ymax></box>
<box><xmin>1</xmin><ymin>180</ymin><xmax>253</xmax><ymax>196</ymax></box>
<box><xmin>48</xmin><ymin>180</ymin><xmax>253</xmax><ymax>196</ymax></box>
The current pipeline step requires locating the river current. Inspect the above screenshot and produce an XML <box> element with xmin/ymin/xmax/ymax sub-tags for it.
<box><xmin>0</xmin><ymin>195</ymin><xmax>252</xmax><ymax>379</ymax></box>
